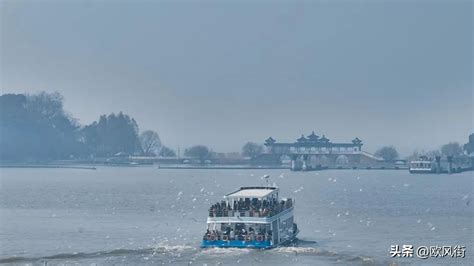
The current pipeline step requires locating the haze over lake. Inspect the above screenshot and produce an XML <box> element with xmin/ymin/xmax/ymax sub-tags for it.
<box><xmin>1</xmin><ymin>167</ymin><xmax>472</xmax><ymax>265</ymax></box>
<box><xmin>2</xmin><ymin>1</ymin><xmax>472</xmax><ymax>155</ymax></box>
<box><xmin>1</xmin><ymin>1</ymin><xmax>472</xmax><ymax>265</ymax></box>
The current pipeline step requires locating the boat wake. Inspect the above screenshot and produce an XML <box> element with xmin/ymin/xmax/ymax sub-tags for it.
<box><xmin>287</xmin><ymin>237</ymin><xmax>318</xmax><ymax>246</ymax></box>
<box><xmin>199</xmin><ymin>247</ymin><xmax>252</xmax><ymax>256</ymax></box>
<box><xmin>0</xmin><ymin>241</ymin><xmax>381</xmax><ymax>265</ymax></box>
<box><xmin>269</xmin><ymin>238</ymin><xmax>379</xmax><ymax>264</ymax></box>
<box><xmin>271</xmin><ymin>246</ymin><xmax>378</xmax><ymax>265</ymax></box>
<box><xmin>0</xmin><ymin>245</ymin><xmax>195</xmax><ymax>264</ymax></box>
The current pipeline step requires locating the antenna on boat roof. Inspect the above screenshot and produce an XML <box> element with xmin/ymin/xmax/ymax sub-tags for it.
<box><xmin>263</xmin><ymin>174</ymin><xmax>270</xmax><ymax>187</ymax></box>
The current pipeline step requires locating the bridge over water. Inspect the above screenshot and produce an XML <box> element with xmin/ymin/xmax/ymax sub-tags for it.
<box><xmin>261</xmin><ymin>132</ymin><xmax>383</xmax><ymax>171</ymax></box>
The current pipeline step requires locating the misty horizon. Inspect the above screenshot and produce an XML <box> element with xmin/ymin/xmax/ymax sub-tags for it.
<box><xmin>2</xmin><ymin>1</ymin><xmax>472</xmax><ymax>156</ymax></box>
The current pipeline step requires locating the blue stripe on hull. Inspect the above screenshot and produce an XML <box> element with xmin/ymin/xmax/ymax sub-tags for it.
<box><xmin>201</xmin><ymin>240</ymin><xmax>273</xmax><ymax>249</ymax></box>
<box><xmin>409</xmin><ymin>170</ymin><xmax>434</xmax><ymax>174</ymax></box>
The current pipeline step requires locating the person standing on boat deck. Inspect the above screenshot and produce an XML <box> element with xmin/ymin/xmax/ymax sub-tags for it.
<box><xmin>249</xmin><ymin>227</ymin><xmax>255</xmax><ymax>240</ymax></box>
<box><xmin>230</xmin><ymin>229</ymin><xmax>235</xmax><ymax>240</ymax></box>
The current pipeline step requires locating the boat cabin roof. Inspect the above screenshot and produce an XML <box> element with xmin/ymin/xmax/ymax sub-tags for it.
<box><xmin>224</xmin><ymin>186</ymin><xmax>278</xmax><ymax>199</ymax></box>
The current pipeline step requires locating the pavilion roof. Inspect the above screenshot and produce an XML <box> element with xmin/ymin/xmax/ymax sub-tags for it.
<box><xmin>263</xmin><ymin>133</ymin><xmax>365</xmax><ymax>147</ymax></box>
<box><xmin>307</xmin><ymin>131</ymin><xmax>319</xmax><ymax>141</ymax></box>
<box><xmin>296</xmin><ymin>134</ymin><xmax>307</xmax><ymax>142</ymax></box>
<box><xmin>320</xmin><ymin>135</ymin><xmax>330</xmax><ymax>142</ymax></box>
<box><xmin>265</xmin><ymin>137</ymin><xmax>276</xmax><ymax>144</ymax></box>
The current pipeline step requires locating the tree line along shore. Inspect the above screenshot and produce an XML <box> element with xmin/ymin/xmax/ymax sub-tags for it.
<box><xmin>1</xmin><ymin>92</ymin><xmax>473</xmax><ymax>169</ymax></box>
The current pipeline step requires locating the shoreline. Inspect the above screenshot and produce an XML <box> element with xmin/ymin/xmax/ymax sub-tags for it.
<box><xmin>157</xmin><ymin>165</ymin><xmax>288</xmax><ymax>170</ymax></box>
<box><xmin>0</xmin><ymin>165</ymin><xmax>97</xmax><ymax>170</ymax></box>
<box><xmin>157</xmin><ymin>165</ymin><xmax>410</xmax><ymax>170</ymax></box>
<box><xmin>0</xmin><ymin>163</ymin><xmax>412</xmax><ymax>171</ymax></box>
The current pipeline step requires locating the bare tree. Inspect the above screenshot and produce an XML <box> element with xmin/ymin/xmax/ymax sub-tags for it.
<box><xmin>441</xmin><ymin>142</ymin><xmax>463</xmax><ymax>157</ymax></box>
<box><xmin>140</xmin><ymin>130</ymin><xmax>161</xmax><ymax>156</ymax></box>
<box><xmin>242</xmin><ymin>142</ymin><xmax>264</xmax><ymax>159</ymax></box>
<box><xmin>159</xmin><ymin>146</ymin><xmax>176</xmax><ymax>157</ymax></box>
<box><xmin>184</xmin><ymin>145</ymin><xmax>210</xmax><ymax>163</ymax></box>
<box><xmin>406</xmin><ymin>149</ymin><xmax>440</xmax><ymax>161</ymax></box>
<box><xmin>375</xmin><ymin>146</ymin><xmax>399</xmax><ymax>162</ymax></box>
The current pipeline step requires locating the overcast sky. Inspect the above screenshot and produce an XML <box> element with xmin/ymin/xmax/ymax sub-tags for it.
<box><xmin>1</xmin><ymin>0</ymin><xmax>472</xmax><ymax>156</ymax></box>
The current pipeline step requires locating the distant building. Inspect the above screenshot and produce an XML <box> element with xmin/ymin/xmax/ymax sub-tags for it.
<box><xmin>464</xmin><ymin>133</ymin><xmax>474</xmax><ymax>169</ymax></box>
<box><xmin>464</xmin><ymin>133</ymin><xmax>474</xmax><ymax>156</ymax></box>
<box><xmin>264</xmin><ymin>131</ymin><xmax>363</xmax><ymax>155</ymax></box>
<box><xmin>261</xmin><ymin>131</ymin><xmax>382</xmax><ymax>171</ymax></box>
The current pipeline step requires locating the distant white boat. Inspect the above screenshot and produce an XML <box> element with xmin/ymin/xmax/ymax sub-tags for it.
<box><xmin>409</xmin><ymin>156</ymin><xmax>434</xmax><ymax>174</ymax></box>
<box><xmin>201</xmin><ymin>185</ymin><xmax>298</xmax><ymax>249</ymax></box>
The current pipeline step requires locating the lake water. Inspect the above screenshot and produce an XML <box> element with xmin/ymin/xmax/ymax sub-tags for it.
<box><xmin>0</xmin><ymin>167</ymin><xmax>472</xmax><ymax>265</ymax></box>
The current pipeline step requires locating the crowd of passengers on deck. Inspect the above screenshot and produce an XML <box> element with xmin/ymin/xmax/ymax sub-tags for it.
<box><xmin>208</xmin><ymin>198</ymin><xmax>293</xmax><ymax>217</ymax></box>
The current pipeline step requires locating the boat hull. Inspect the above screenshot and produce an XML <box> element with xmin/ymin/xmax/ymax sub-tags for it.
<box><xmin>409</xmin><ymin>169</ymin><xmax>434</xmax><ymax>174</ymax></box>
<box><xmin>201</xmin><ymin>230</ymin><xmax>299</xmax><ymax>249</ymax></box>
<box><xmin>201</xmin><ymin>240</ymin><xmax>273</xmax><ymax>249</ymax></box>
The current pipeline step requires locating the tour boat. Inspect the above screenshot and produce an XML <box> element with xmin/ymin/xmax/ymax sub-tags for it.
<box><xmin>409</xmin><ymin>156</ymin><xmax>434</xmax><ymax>173</ymax></box>
<box><xmin>201</xmin><ymin>185</ymin><xmax>299</xmax><ymax>249</ymax></box>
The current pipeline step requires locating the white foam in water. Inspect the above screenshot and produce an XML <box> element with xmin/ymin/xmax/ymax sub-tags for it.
<box><xmin>293</xmin><ymin>186</ymin><xmax>304</xmax><ymax>193</ymax></box>
<box><xmin>152</xmin><ymin>244</ymin><xmax>195</xmax><ymax>254</ymax></box>
<box><xmin>200</xmin><ymin>247</ymin><xmax>251</xmax><ymax>256</ymax></box>
<box><xmin>273</xmin><ymin>247</ymin><xmax>324</xmax><ymax>254</ymax></box>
